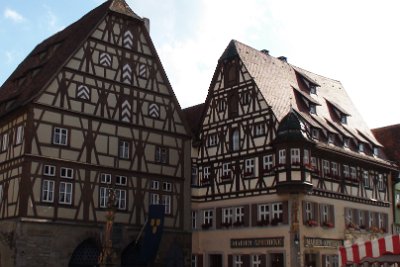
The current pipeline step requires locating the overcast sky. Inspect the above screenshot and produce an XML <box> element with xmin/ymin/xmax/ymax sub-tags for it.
<box><xmin>0</xmin><ymin>0</ymin><xmax>399</xmax><ymax>129</ymax></box>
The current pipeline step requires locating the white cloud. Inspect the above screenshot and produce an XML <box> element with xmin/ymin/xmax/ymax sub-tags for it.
<box><xmin>4</xmin><ymin>8</ymin><xmax>25</xmax><ymax>23</ymax></box>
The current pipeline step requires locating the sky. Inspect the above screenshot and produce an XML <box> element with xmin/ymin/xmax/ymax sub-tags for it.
<box><xmin>0</xmin><ymin>0</ymin><xmax>399</xmax><ymax>129</ymax></box>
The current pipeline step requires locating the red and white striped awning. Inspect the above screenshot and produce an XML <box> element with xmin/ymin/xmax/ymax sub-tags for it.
<box><xmin>339</xmin><ymin>235</ymin><xmax>400</xmax><ymax>266</ymax></box>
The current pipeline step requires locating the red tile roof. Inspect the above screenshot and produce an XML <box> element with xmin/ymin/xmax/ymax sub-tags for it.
<box><xmin>372</xmin><ymin>124</ymin><xmax>400</xmax><ymax>164</ymax></box>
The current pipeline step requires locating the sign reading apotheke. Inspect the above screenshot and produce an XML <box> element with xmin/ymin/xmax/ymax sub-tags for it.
<box><xmin>231</xmin><ymin>237</ymin><xmax>284</xmax><ymax>248</ymax></box>
<box><xmin>304</xmin><ymin>237</ymin><xmax>343</xmax><ymax>248</ymax></box>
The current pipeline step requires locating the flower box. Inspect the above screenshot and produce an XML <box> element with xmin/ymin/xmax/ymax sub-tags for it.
<box><xmin>323</xmin><ymin>221</ymin><xmax>334</xmax><ymax>228</ymax></box>
<box><xmin>257</xmin><ymin>219</ymin><xmax>269</xmax><ymax>226</ymax></box>
<box><xmin>233</xmin><ymin>220</ymin><xmax>244</xmax><ymax>227</ymax></box>
<box><xmin>201</xmin><ymin>223</ymin><xmax>211</xmax><ymax>230</ymax></box>
<box><xmin>221</xmin><ymin>221</ymin><xmax>232</xmax><ymax>228</ymax></box>
<box><xmin>306</xmin><ymin>220</ymin><xmax>318</xmax><ymax>227</ymax></box>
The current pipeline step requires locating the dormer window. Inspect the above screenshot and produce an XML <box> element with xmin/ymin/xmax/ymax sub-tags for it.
<box><xmin>328</xmin><ymin>133</ymin><xmax>334</xmax><ymax>144</ymax></box>
<box><xmin>310</xmin><ymin>85</ymin><xmax>317</xmax><ymax>95</ymax></box>
<box><xmin>309</xmin><ymin>104</ymin><xmax>317</xmax><ymax>115</ymax></box>
<box><xmin>311</xmin><ymin>128</ymin><xmax>319</xmax><ymax>140</ymax></box>
<box><xmin>358</xmin><ymin>143</ymin><xmax>364</xmax><ymax>153</ymax></box>
<box><xmin>343</xmin><ymin>138</ymin><xmax>350</xmax><ymax>148</ymax></box>
<box><xmin>340</xmin><ymin>115</ymin><xmax>348</xmax><ymax>124</ymax></box>
<box><xmin>373</xmin><ymin>147</ymin><xmax>379</xmax><ymax>157</ymax></box>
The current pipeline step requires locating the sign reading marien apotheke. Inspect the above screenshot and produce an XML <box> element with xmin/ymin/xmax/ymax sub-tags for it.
<box><xmin>231</xmin><ymin>237</ymin><xmax>284</xmax><ymax>248</ymax></box>
<box><xmin>304</xmin><ymin>237</ymin><xmax>343</xmax><ymax>248</ymax></box>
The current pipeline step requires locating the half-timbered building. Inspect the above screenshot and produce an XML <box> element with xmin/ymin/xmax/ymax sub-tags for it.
<box><xmin>186</xmin><ymin>40</ymin><xmax>398</xmax><ymax>267</ymax></box>
<box><xmin>0</xmin><ymin>1</ymin><xmax>191</xmax><ymax>266</ymax></box>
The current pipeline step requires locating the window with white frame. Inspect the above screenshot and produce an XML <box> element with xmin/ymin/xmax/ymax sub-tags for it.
<box><xmin>363</xmin><ymin>170</ymin><xmax>370</xmax><ymax>188</ymax></box>
<box><xmin>343</xmin><ymin>165</ymin><xmax>350</xmax><ymax>178</ymax></box>
<box><xmin>1</xmin><ymin>133</ymin><xmax>8</xmax><ymax>151</ymax></box>
<box><xmin>115</xmin><ymin>189</ymin><xmax>127</xmax><ymax>210</ymax></box>
<box><xmin>251</xmin><ymin>255</ymin><xmax>261</xmax><ymax>267</ymax></box>
<box><xmin>368</xmin><ymin>212</ymin><xmax>375</xmax><ymax>228</ymax></box>
<box><xmin>207</xmin><ymin>133</ymin><xmax>218</xmax><ymax>147</ymax></box>
<box><xmin>378</xmin><ymin>213</ymin><xmax>384</xmax><ymax>229</ymax></box>
<box><xmin>42</xmin><ymin>180</ymin><xmax>55</xmax><ymax>203</ymax></box>
<box><xmin>290</xmin><ymin>148</ymin><xmax>300</xmax><ymax>164</ymax></box>
<box><xmin>312</xmin><ymin>128</ymin><xmax>319</xmax><ymax>139</ymax></box>
<box><xmin>358</xmin><ymin>143</ymin><xmax>364</xmax><ymax>153</ymax></box>
<box><xmin>43</xmin><ymin>165</ymin><xmax>56</xmax><ymax>176</ymax></box>
<box><xmin>254</xmin><ymin>123</ymin><xmax>265</xmax><ymax>137</ymax></box>
<box><xmin>311</xmin><ymin>157</ymin><xmax>317</xmax><ymax>169</ymax></box>
<box><xmin>234</xmin><ymin>206</ymin><xmax>244</xmax><ymax>223</ymax></box>
<box><xmin>258</xmin><ymin>204</ymin><xmax>270</xmax><ymax>222</ymax></box>
<box><xmin>203</xmin><ymin>209</ymin><xmax>213</xmax><ymax>226</ymax></box>
<box><xmin>101</xmin><ymin>173</ymin><xmax>112</xmax><ymax>184</ymax></box>
<box><xmin>322</xmin><ymin>160</ymin><xmax>330</xmax><ymax>176</ymax></box>
<box><xmin>244</xmin><ymin>158</ymin><xmax>255</xmax><ymax>176</ymax></box>
<box><xmin>59</xmin><ymin>182</ymin><xmax>73</xmax><ymax>204</ymax></box>
<box><xmin>149</xmin><ymin>192</ymin><xmax>160</xmax><ymax>205</ymax></box>
<box><xmin>119</xmin><ymin>140</ymin><xmax>130</xmax><ymax>159</ymax></box>
<box><xmin>53</xmin><ymin>127</ymin><xmax>68</xmax><ymax>145</ymax></box>
<box><xmin>163</xmin><ymin>182</ymin><xmax>172</xmax><ymax>192</ymax></box>
<box><xmin>155</xmin><ymin>146</ymin><xmax>168</xmax><ymax>164</ymax></box>
<box><xmin>278</xmin><ymin>149</ymin><xmax>286</xmax><ymax>164</ymax></box>
<box><xmin>233</xmin><ymin>255</ymin><xmax>243</xmax><ymax>267</ymax></box>
<box><xmin>263</xmin><ymin>154</ymin><xmax>273</xmax><ymax>171</ymax></box>
<box><xmin>161</xmin><ymin>194</ymin><xmax>171</xmax><ymax>215</ymax></box>
<box><xmin>222</xmin><ymin>163</ymin><xmax>231</xmax><ymax>179</ymax></box>
<box><xmin>358</xmin><ymin>210</ymin><xmax>365</xmax><ymax>227</ymax></box>
<box><xmin>60</xmin><ymin>167</ymin><xmax>73</xmax><ymax>179</ymax></box>
<box><xmin>151</xmin><ymin>180</ymin><xmax>159</xmax><ymax>190</ymax></box>
<box><xmin>350</xmin><ymin>167</ymin><xmax>357</xmax><ymax>180</ymax></box>
<box><xmin>223</xmin><ymin>207</ymin><xmax>233</xmax><ymax>224</ymax></box>
<box><xmin>303</xmin><ymin>149</ymin><xmax>310</xmax><ymax>165</ymax></box>
<box><xmin>15</xmin><ymin>125</ymin><xmax>23</xmax><ymax>145</ymax></box>
<box><xmin>272</xmin><ymin>202</ymin><xmax>283</xmax><ymax>222</ymax></box>
<box><xmin>331</xmin><ymin>162</ymin><xmax>338</xmax><ymax>176</ymax></box>
<box><xmin>99</xmin><ymin>187</ymin><xmax>110</xmax><ymax>208</ymax></box>
<box><xmin>191</xmin><ymin>167</ymin><xmax>198</xmax><ymax>185</ymax></box>
<box><xmin>305</xmin><ymin>202</ymin><xmax>313</xmax><ymax>221</ymax></box>
<box><xmin>116</xmin><ymin>175</ymin><xmax>127</xmax><ymax>186</ymax></box>
<box><xmin>378</xmin><ymin>174</ymin><xmax>384</xmax><ymax>191</ymax></box>
<box><xmin>322</xmin><ymin>204</ymin><xmax>329</xmax><ymax>223</ymax></box>
<box><xmin>203</xmin><ymin>167</ymin><xmax>210</xmax><ymax>182</ymax></box>
<box><xmin>192</xmin><ymin>210</ymin><xmax>197</xmax><ymax>230</ymax></box>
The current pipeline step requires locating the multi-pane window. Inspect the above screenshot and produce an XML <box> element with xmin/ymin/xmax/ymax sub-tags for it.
<box><xmin>358</xmin><ymin>143</ymin><xmax>364</xmax><ymax>152</ymax></box>
<box><xmin>116</xmin><ymin>176</ymin><xmax>127</xmax><ymax>186</ymax></box>
<box><xmin>1</xmin><ymin>133</ymin><xmax>8</xmax><ymax>151</ymax></box>
<box><xmin>272</xmin><ymin>202</ymin><xmax>283</xmax><ymax>222</ymax></box>
<box><xmin>278</xmin><ymin>149</ymin><xmax>286</xmax><ymax>164</ymax></box>
<box><xmin>378</xmin><ymin>213</ymin><xmax>384</xmax><ymax>229</ymax></box>
<box><xmin>373</xmin><ymin>147</ymin><xmax>379</xmax><ymax>156</ymax></box>
<box><xmin>343</xmin><ymin>138</ymin><xmax>350</xmax><ymax>148</ymax></box>
<box><xmin>223</xmin><ymin>208</ymin><xmax>233</xmax><ymax>224</ymax></box>
<box><xmin>233</xmin><ymin>255</ymin><xmax>243</xmax><ymax>267</ymax></box>
<box><xmin>309</xmin><ymin>104</ymin><xmax>317</xmax><ymax>114</ymax></box>
<box><xmin>241</xmin><ymin>92</ymin><xmax>251</xmax><ymax>105</ymax></box>
<box><xmin>42</xmin><ymin>180</ymin><xmax>55</xmax><ymax>203</ymax></box>
<box><xmin>192</xmin><ymin>211</ymin><xmax>197</xmax><ymax>230</ymax></box>
<box><xmin>341</xmin><ymin>115</ymin><xmax>347</xmax><ymax>124</ymax></box>
<box><xmin>311</xmin><ymin>157</ymin><xmax>317</xmax><ymax>169</ymax></box>
<box><xmin>207</xmin><ymin>133</ymin><xmax>218</xmax><ymax>147</ymax></box>
<box><xmin>222</xmin><ymin>163</ymin><xmax>230</xmax><ymax>177</ymax></box>
<box><xmin>290</xmin><ymin>148</ymin><xmax>300</xmax><ymax>164</ymax></box>
<box><xmin>234</xmin><ymin>207</ymin><xmax>244</xmax><ymax>223</ymax></box>
<box><xmin>358</xmin><ymin>210</ymin><xmax>365</xmax><ymax>228</ymax></box>
<box><xmin>323</xmin><ymin>255</ymin><xmax>339</xmax><ymax>267</ymax></box>
<box><xmin>343</xmin><ymin>165</ymin><xmax>350</xmax><ymax>178</ymax></box>
<box><xmin>231</xmin><ymin>129</ymin><xmax>240</xmax><ymax>151</ymax></box>
<box><xmin>149</xmin><ymin>192</ymin><xmax>160</xmax><ymax>205</ymax></box>
<box><xmin>244</xmin><ymin>158</ymin><xmax>255</xmax><ymax>176</ymax></box>
<box><xmin>101</xmin><ymin>173</ymin><xmax>112</xmax><ymax>184</ymax></box>
<box><xmin>258</xmin><ymin>204</ymin><xmax>270</xmax><ymax>222</ymax></box>
<box><xmin>53</xmin><ymin>127</ymin><xmax>68</xmax><ymax>145</ymax></box>
<box><xmin>191</xmin><ymin>167</ymin><xmax>198</xmax><ymax>185</ymax></box>
<box><xmin>60</xmin><ymin>167</ymin><xmax>73</xmax><ymax>179</ymax></box>
<box><xmin>44</xmin><ymin>165</ymin><xmax>56</xmax><ymax>176</ymax></box>
<box><xmin>218</xmin><ymin>100</ymin><xmax>226</xmax><ymax>112</ymax></box>
<box><xmin>254</xmin><ymin>123</ymin><xmax>265</xmax><ymax>137</ymax></box>
<box><xmin>303</xmin><ymin>149</ymin><xmax>310</xmax><ymax>165</ymax></box>
<box><xmin>191</xmin><ymin>255</ymin><xmax>197</xmax><ymax>267</ymax></box>
<box><xmin>203</xmin><ymin>167</ymin><xmax>210</xmax><ymax>181</ymax></box>
<box><xmin>59</xmin><ymin>182</ymin><xmax>73</xmax><ymax>204</ymax></box>
<box><xmin>203</xmin><ymin>209</ymin><xmax>213</xmax><ymax>226</ymax></box>
<box><xmin>350</xmin><ymin>167</ymin><xmax>357</xmax><ymax>180</ymax></box>
<box><xmin>310</xmin><ymin>85</ymin><xmax>317</xmax><ymax>94</ymax></box>
<box><xmin>99</xmin><ymin>187</ymin><xmax>109</xmax><ymax>208</ymax></box>
<box><xmin>305</xmin><ymin>202</ymin><xmax>313</xmax><ymax>221</ymax></box>
<box><xmin>251</xmin><ymin>255</ymin><xmax>261</xmax><ymax>267</ymax></box>
<box><xmin>115</xmin><ymin>189</ymin><xmax>127</xmax><ymax>210</ymax></box>
<box><xmin>312</xmin><ymin>128</ymin><xmax>319</xmax><ymax>140</ymax></box>
<box><xmin>15</xmin><ymin>125</ymin><xmax>24</xmax><ymax>145</ymax></box>
<box><xmin>331</xmin><ymin>162</ymin><xmax>338</xmax><ymax>176</ymax></box>
<box><xmin>363</xmin><ymin>170</ymin><xmax>370</xmax><ymax>188</ymax></box>
<box><xmin>163</xmin><ymin>182</ymin><xmax>172</xmax><ymax>192</ymax></box>
<box><xmin>378</xmin><ymin>174</ymin><xmax>385</xmax><ymax>191</ymax></box>
<box><xmin>119</xmin><ymin>140</ymin><xmax>130</xmax><ymax>159</ymax></box>
<box><xmin>155</xmin><ymin>146</ymin><xmax>168</xmax><ymax>164</ymax></box>
<box><xmin>161</xmin><ymin>195</ymin><xmax>172</xmax><ymax>215</ymax></box>
<box><xmin>322</xmin><ymin>160</ymin><xmax>330</xmax><ymax>176</ymax></box>
<box><xmin>151</xmin><ymin>180</ymin><xmax>160</xmax><ymax>190</ymax></box>
<box><xmin>263</xmin><ymin>155</ymin><xmax>273</xmax><ymax>171</ymax></box>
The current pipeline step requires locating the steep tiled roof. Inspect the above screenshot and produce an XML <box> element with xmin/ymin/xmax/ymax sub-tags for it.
<box><xmin>182</xmin><ymin>103</ymin><xmax>206</xmax><ymax>135</ymax></box>
<box><xmin>0</xmin><ymin>0</ymin><xmax>142</xmax><ymax>116</ymax></box>
<box><xmin>372</xmin><ymin>124</ymin><xmax>400</xmax><ymax>164</ymax></box>
<box><xmin>226</xmin><ymin>40</ymin><xmax>380</xmax><ymax>147</ymax></box>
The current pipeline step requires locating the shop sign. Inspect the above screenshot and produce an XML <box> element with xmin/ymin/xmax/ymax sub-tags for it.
<box><xmin>304</xmin><ymin>237</ymin><xmax>343</xmax><ymax>248</ymax></box>
<box><xmin>231</xmin><ymin>237</ymin><xmax>284</xmax><ymax>248</ymax></box>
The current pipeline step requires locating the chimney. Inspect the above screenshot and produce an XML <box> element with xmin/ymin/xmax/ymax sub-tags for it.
<box><xmin>278</xmin><ymin>56</ymin><xmax>287</xmax><ymax>62</ymax></box>
<box><xmin>143</xmin><ymin>17</ymin><xmax>150</xmax><ymax>32</ymax></box>
<box><xmin>260</xmin><ymin>49</ymin><xmax>269</xmax><ymax>55</ymax></box>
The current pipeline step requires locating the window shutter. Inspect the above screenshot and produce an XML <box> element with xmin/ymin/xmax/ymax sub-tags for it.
<box><xmin>216</xmin><ymin>207</ymin><xmax>222</xmax><ymax>229</ymax></box>
<box><xmin>282</xmin><ymin>201</ymin><xmax>289</xmax><ymax>224</ymax></box>
<box><xmin>329</xmin><ymin>205</ymin><xmax>335</xmax><ymax>227</ymax></box>
<box><xmin>374</xmin><ymin>212</ymin><xmax>379</xmax><ymax>228</ymax></box>
<box><xmin>243</xmin><ymin>205</ymin><xmax>250</xmax><ymax>227</ymax></box>
<box><xmin>260</xmin><ymin>254</ymin><xmax>266</xmax><ymax>267</ymax></box>
<box><xmin>319</xmin><ymin>204</ymin><xmax>324</xmax><ymax>225</ymax></box>
<box><xmin>251</xmin><ymin>204</ymin><xmax>258</xmax><ymax>227</ymax></box>
<box><xmin>198</xmin><ymin>254</ymin><xmax>203</xmax><ymax>267</ymax></box>
<box><xmin>242</xmin><ymin>254</ymin><xmax>250</xmax><ymax>267</ymax></box>
<box><xmin>313</xmin><ymin>202</ymin><xmax>319</xmax><ymax>224</ymax></box>
<box><xmin>302</xmin><ymin>201</ymin><xmax>307</xmax><ymax>224</ymax></box>
<box><xmin>228</xmin><ymin>255</ymin><xmax>233</xmax><ymax>267</ymax></box>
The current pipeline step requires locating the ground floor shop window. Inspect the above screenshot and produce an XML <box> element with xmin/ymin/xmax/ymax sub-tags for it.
<box><xmin>270</xmin><ymin>253</ymin><xmax>284</xmax><ymax>267</ymax></box>
<box><xmin>305</xmin><ymin>253</ymin><xmax>317</xmax><ymax>267</ymax></box>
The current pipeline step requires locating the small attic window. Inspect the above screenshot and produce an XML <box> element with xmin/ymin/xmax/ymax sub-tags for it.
<box><xmin>309</xmin><ymin>104</ymin><xmax>317</xmax><ymax>115</ymax></box>
<box><xmin>340</xmin><ymin>115</ymin><xmax>348</xmax><ymax>124</ymax></box>
<box><xmin>343</xmin><ymin>137</ymin><xmax>350</xmax><ymax>148</ymax></box>
<box><xmin>358</xmin><ymin>143</ymin><xmax>364</xmax><ymax>153</ymax></box>
<box><xmin>328</xmin><ymin>133</ymin><xmax>334</xmax><ymax>144</ymax></box>
<box><xmin>310</xmin><ymin>85</ymin><xmax>317</xmax><ymax>95</ymax></box>
<box><xmin>311</xmin><ymin>128</ymin><xmax>319</xmax><ymax>140</ymax></box>
<box><xmin>373</xmin><ymin>147</ymin><xmax>379</xmax><ymax>156</ymax></box>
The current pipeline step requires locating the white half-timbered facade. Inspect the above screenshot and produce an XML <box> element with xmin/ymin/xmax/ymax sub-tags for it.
<box><xmin>0</xmin><ymin>1</ymin><xmax>191</xmax><ymax>266</ymax></box>
<box><xmin>186</xmin><ymin>41</ymin><xmax>398</xmax><ymax>267</ymax></box>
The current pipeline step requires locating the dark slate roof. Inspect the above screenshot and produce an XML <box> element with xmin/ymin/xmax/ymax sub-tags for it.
<box><xmin>372</xmin><ymin>124</ymin><xmax>400</xmax><ymax>164</ymax></box>
<box><xmin>0</xmin><ymin>0</ymin><xmax>143</xmax><ymax>116</ymax></box>
<box><xmin>182</xmin><ymin>103</ymin><xmax>206</xmax><ymax>135</ymax></box>
<box><xmin>275</xmin><ymin>110</ymin><xmax>310</xmax><ymax>143</ymax></box>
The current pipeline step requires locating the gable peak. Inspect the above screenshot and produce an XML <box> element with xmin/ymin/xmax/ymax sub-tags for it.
<box><xmin>109</xmin><ymin>0</ymin><xmax>141</xmax><ymax>19</ymax></box>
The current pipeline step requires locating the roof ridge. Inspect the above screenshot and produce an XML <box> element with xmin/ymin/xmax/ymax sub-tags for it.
<box><xmin>291</xmin><ymin>65</ymin><xmax>342</xmax><ymax>84</ymax></box>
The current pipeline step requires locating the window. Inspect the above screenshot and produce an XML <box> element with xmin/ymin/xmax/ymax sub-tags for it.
<box><xmin>203</xmin><ymin>167</ymin><xmax>210</xmax><ymax>182</ymax></box>
<box><xmin>323</xmin><ymin>255</ymin><xmax>338</xmax><ymax>267</ymax></box>
<box><xmin>358</xmin><ymin>143</ymin><xmax>364</xmax><ymax>153</ymax></box>
<box><xmin>373</xmin><ymin>147</ymin><xmax>379</xmax><ymax>156</ymax></box>
<box><xmin>343</xmin><ymin>138</ymin><xmax>350</xmax><ymax>148</ymax></box>
<box><xmin>163</xmin><ymin>182</ymin><xmax>172</xmax><ymax>192</ymax></box>
<box><xmin>309</xmin><ymin>104</ymin><xmax>317</xmax><ymax>114</ymax></box>
<box><xmin>192</xmin><ymin>211</ymin><xmax>197</xmax><ymax>230</ymax></box>
<box><xmin>241</xmin><ymin>92</ymin><xmax>251</xmax><ymax>105</ymax></box>
<box><xmin>116</xmin><ymin>176</ymin><xmax>127</xmax><ymax>186</ymax></box>
<box><xmin>322</xmin><ymin>160</ymin><xmax>330</xmax><ymax>176</ymax></box>
<box><xmin>149</xmin><ymin>192</ymin><xmax>160</xmax><ymax>205</ymax></box>
<box><xmin>60</xmin><ymin>167</ymin><xmax>74</xmax><ymax>179</ymax></box>
<box><xmin>101</xmin><ymin>173</ymin><xmax>112</xmax><ymax>184</ymax></box>
<box><xmin>231</xmin><ymin>129</ymin><xmax>240</xmax><ymax>151</ymax></box>
<box><xmin>150</xmin><ymin>180</ymin><xmax>159</xmax><ymax>190</ymax></box>
<box><xmin>43</xmin><ymin>165</ymin><xmax>56</xmax><ymax>176</ymax></box>
<box><xmin>203</xmin><ymin>209</ymin><xmax>213</xmax><ymax>226</ymax></box>
<box><xmin>233</xmin><ymin>255</ymin><xmax>243</xmax><ymax>267</ymax></box>
<box><xmin>378</xmin><ymin>213</ymin><xmax>384</xmax><ymax>229</ymax></box>
<box><xmin>191</xmin><ymin>167</ymin><xmax>198</xmax><ymax>186</ymax></box>
<box><xmin>290</xmin><ymin>148</ymin><xmax>300</xmax><ymax>164</ymax></box>
<box><xmin>234</xmin><ymin>206</ymin><xmax>244</xmax><ymax>224</ymax></box>
<box><xmin>310</xmin><ymin>85</ymin><xmax>317</xmax><ymax>95</ymax></box>
<box><xmin>341</xmin><ymin>115</ymin><xmax>347</xmax><ymax>124</ymax></box>
<box><xmin>115</xmin><ymin>190</ymin><xmax>126</xmax><ymax>209</ymax></box>
<box><xmin>244</xmin><ymin>158</ymin><xmax>255</xmax><ymax>176</ymax></box>
<box><xmin>350</xmin><ymin>167</ymin><xmax>357</xmax><ymax>180</ymax></box>
<box><xmin>303</xmin><ymin>149</ymin><xmax>310</xmax><ymax>165</ymax></box>
<box><xmin>311</xmin><ymin>157</ymin><xmax>317</xmax><ymax>169</ymax></box>
<box><xmin>42</xmin><ymin>180</ymin><xmax>55</xmax><ymax>203</ymax></box>
<box><xmin>278</xmin><ymin>149</ymin><xmax>286</xmax><ymax>164</ymax></box>
<box><xmin>378</xmin><ymin>174</ymin><xmax>385</xmax><ymax>191</ymax></box>
<box><xmin>311</xmin><ymin>128</ymin><xmax>319</xmax><ymax>140</ymax></box>
<box><xmin>363</xmin><ymin>170</ymin><xmax>369</xmax><ymax>188</ymax></box>
<box><xmin>207</xmin><ymin>134</ymin><xmax>218</xmax><ymax>147</ymax></box>
<box><xmin>218</xmin><ymin>100</ymin><xmax>226</xmax><ymax>112</ymax></box>
<box><xmin>331</xmin><ymin>162</ymin><xmax>338</xmax><ymax>176</ymax></box>
<box><xmin>222</xmin><ymin>163</ymin><xmax>230</xmax><ymax>178</ymax></box>
<box><xmin>322</xmin><ymin>204</ymin><xmax>329</xmax><ymax>223</ymax></box>
<box><xmin>99</xmin><ymin>187</ymin><xmax>110</xmax><ymax>208</ymax></box>
<box><xmin>1</xmin><ymin>133</ymin><xmax>8</xmax><ymax>151</ymax></box>
<box><xmin>258</xmin><ymin>204</ymin><xmax>270</xmax><ymax>222</ymax></box>
<box><xmin>191</xmin><ymin>255</ymin><xmax>198</xmax><ymax>267</ymax></box>
<box><xmin>59</xmin><ymin>182</ymin><xmax>73</xmax><ymax>204</ymax></box>
<box><xmin>358</xmin><ymin>210</ymin><xmax>365</xmax><ymax>228</ymax></box>
<box><xmin>119</xmin><ymin>140</ymin><xmax>130</xmax><ymax>159</ymax></box>
<box><xmin>272</xmin><ymin>202</ymin><xmax>283</xmax><ymax>223</ymax></box>
<box><xmin>343</xmin><ymin>165</ymin><xmax>350</xmax><ymax>178</ymax></box>
<box><xmin>254</xmin><ymin>123</ymin><xmax>265</xmax><ymax>137</ymax></box>
<box><xmin>15</xmin><ymin>125</ymin><xmax>24</xmax><ymax>145</ymax></box>
<box><xmin>251</xmin><ymin>255</ymin><xmax>261</xmax><ymax>267</ymax></box>
<box><xmin>223</xmin><ymin>208</ymin><xmax>233</xmax><ymax>224</ymax></box>
<box><xmin>263</xmin><ymin>155</ymin><xmax>273</xmax><ymax>171</ymax></box>
<box><xmin>162</xmin><ymin>194</ymin><xmax>171</xmax><ymax>214</ymax></box>
<box><xmin>320</xmin><ymin>204</ymin><xmax>334</xmax><ymax>227</ymax></box>
<box><xmin>304</xmin><ymin>202</ymin><xmax>315</xmax><ymax>222</ymax></box>
<box><xmin>328</xmin><ymin>134</ymin><xmax>334</xmax><ymax>144</ymax></box>
<box><xmin>225</xmin><ymin>60</ymin><xmax>238</xmax><ymax>86</ymax></box>
<box><xmin>155</xmin><ymin>146</ymin><xmax>168</xmax><ymax>164</ymax></box>
<box><xmin>53</xmin><ymin>127</ymin><xmax>68</xmax><ymax>146</ymax></box>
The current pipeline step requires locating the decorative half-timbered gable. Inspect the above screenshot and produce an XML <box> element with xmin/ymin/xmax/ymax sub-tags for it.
<box><xmin>0</xmin><ymin>1</ymin><xmax>191</xmax><ymax>266</ymax></box>
<box><xmin>186</xmin><ymin>40</ymin><xmax>397</xmax><ymax>267</ymax></box>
